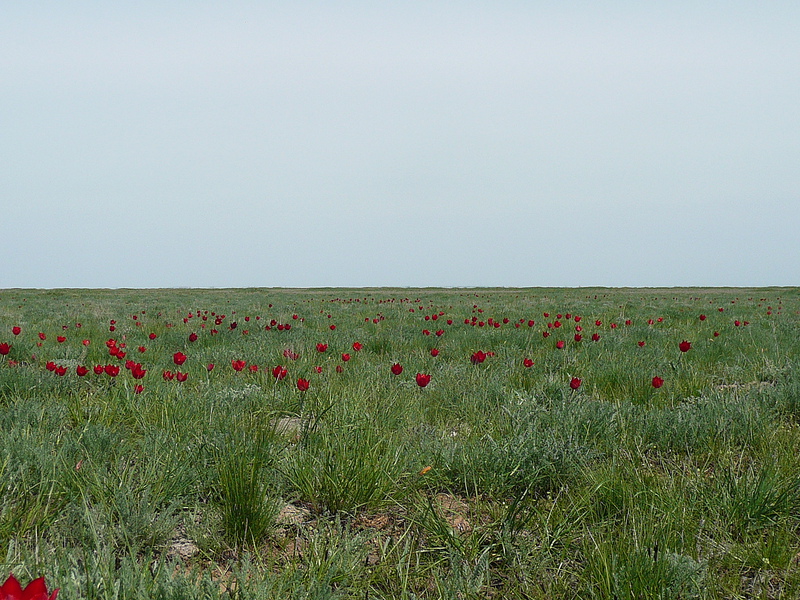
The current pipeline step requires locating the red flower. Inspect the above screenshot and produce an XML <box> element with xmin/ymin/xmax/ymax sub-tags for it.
<box><xmin>0</xmin><ymin>574</ymin><xmax>59</xmax><ymax>600</ymax></box>
<box><xmin>82</xmin><ymin>339</ymin><xmax>90</xmax><ymax>346</ymax></box>
<box><xmin>595</xmin><ymin>320</ymin><xmax>602</xmax><ymax>326</ymax></box>
<box><xmin>569</xmin><ymin>377</ymin><xmax>582</xmax><ymax>390</ymax></box>
<box><xmin>249</xmin><ymin>364</ymin><xmax>259</xmax><ymax>373</ymax></box>
<box><xmin>415</xmin><ymin>373</ymin><xmax>431</xmax><ymax>388</ymax></box>
<box><xmin>138</xmin><ymin>346</ymin><xmax>146</xmax><ymax>353</ymax></box>
<box><xmin>430</xmin><ymin>348</ymin><xmax>439</xmax><ymax>357</ymax></box>
<box><xmin>297</xmin><ymin>378</ymin><xmax>310</xmax><ymax>391</ymax></box>
<box><xmin>652</xmin><ymin>376</ymin><xmax>664</xmax><ymax>388</ymax></box>
<box><xmin>93</xmin><ymin>365</ymin><xmax>104</xmax><ymax>375</ymax></box>
<box><xmin>699</xmin><ymin>314</ymin><xmax>706</xmax><ymax>321</ymax></box>
<box><xmin>46</xmin><ymin>361</ymin><xmax>56</xmax><ymax>371</ymax></box>
<box><xmin>173</xmin><ymin>352</ymin><xmax>187</xmax><ymax>365</ymax></box>
<box><xmin>57</xmin><ymin>336</ymin><xmax>66</xmax><ymax>343</ymax></box>
<box><xmin>352</xmin><ymin>342</ymin><xmax>363</xmax><ymax>351</ymax></box>
<box><xmin>0</xmin><ymin>343</ymin><xmax>10</xmax><ymax>356</ymax></box>
<box><xmin>591</xmin><ymin>333</ymin><xmax>600</xmax><ymax>342</ymax></box>
<box><xmin>104</xmin><ymin>364</ymin><xmax>120</xmax><ymax>377</ymax></box>
<box><xmin>163</xmin><ymin>370</ymin><xmax>174</xmax><ymax>381</ymax></box>
<box><xmin>574</xmin><ymin>334</ymin><xmax>583</xmax><ymax>342</ymax></box>
<box><xmin>149</xmin><ymin>333</ymin><xmax>157</xmax><ymax>340</ymax></box>
<box><xmin>391</xmin><ymin>363</ymin><xmax>403</xmax><ymax>375</ymax></box>
<box><xmin>38</xmin><ymin>332</ymin><xmax>46</xmax><ymax>341</ymax></box>
<box><xmin>638</xmin><ymin>341</ymin><xmax>645</xmax><ymax>347</ymax></box>
<box><xmin>316</xmin><ymin>343</ymin><xmax>328</xmax><ymax>353</ymax></box>
<box><xmin>176</xmin><ymin>372</ymin><xmax>188</xmax><ymax>382</ymax></box>
<box><xmin>542</xmin><ymin>331</ymin><xmax>550</xmax><ymax>338</ymax></box>
<box><xmin>55</xmin><ymin>365</ymin><xmax>67</xmax><ymax>376</ymax></box>
<box><xmin>134</xmin><ymin>384</ymin><xmax>144</xmax><ymax>394</ymax></box>
<box><xmin>329</xmin><ymin>324</ymin><xmax>336</xmax><ymax>331</ymax></box>
<box><xmin>556</xmin><ymin>340</ymin><xmax>565</xmax><ymax>349</ymax></box>
<box><xmin>11</xmin><ymin>327</ymin><xmax>21</xmax><ymax>336</ymax></box>
<box><xmin>341</xmin><ymin>353</ymin><xmax>351</xmax><ymax>362</ymax></box>
<box><xmin>272</xmin><ymin>365</ymin><xmax>288</xmax><ymax>380</ymax></box>
<box><xmin>679</xmin><ymin>340</ymin><xmax>692</xmax><ymax>352</ymax></box>
<box><xmin>470</xmin><ymin>351</ymin><xmax>487</xmax><ymax>365</ymax></box>
<box><xmin>523</xmin><ymin>358</ymin><xmax>534</xmax><ymax>368</ymax></box>
<box><xmin>335</xmin><ymin>365</ymin><xmax>344</xmax><ymax>373</ymax></box>
<box><xmin>435</xmin><ymin>329</ymin><xmax>444</xmax><ymax>337</ymax></box>
<box><xmin>313</xmin><ymin>366</ymin><xmax>322</xmax><ymax>374</ymax></box>
<box><xmin>188</xmin><ymin>332</ymin><xmax>198</xmax><ymax>342</ymax></box>
<box><xmin>422</xmin><ymin>329</ymin><xmax>430</xmax><ymax>336</ymax></box>
<box><xmin>207</xmin><ymin>363</ymin><xmax>215</xmax><ymax>372</ymax></box>
<box><xmin>231</xmin><ymin>359</ymin><xmax>246</xmax><ymax>372</ymax></box>
<box><xmin>130</xmin><ymin>364</ymin><xmax>146</xmax><ymax>379</ymax></box>
<box><xmin>76</xmin><ymin>365</ymin><xmax>89</xmax><ymax>376</ymax></box>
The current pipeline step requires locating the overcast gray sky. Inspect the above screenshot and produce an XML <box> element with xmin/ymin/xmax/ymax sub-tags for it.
<box><xmin>1</xmin><ymin>1</ymin><xmax>798</xmax><ymax>288</ymax></box>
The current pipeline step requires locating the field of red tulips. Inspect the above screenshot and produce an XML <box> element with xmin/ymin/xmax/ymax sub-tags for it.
<box><xmin>1</xmin><ymin>287</ymin><xmax>799</xmax><ymax>599</ymax></box>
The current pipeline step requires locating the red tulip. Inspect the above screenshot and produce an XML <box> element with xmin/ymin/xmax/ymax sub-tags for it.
<box><xmin>0</xmin><ymin>574</ymin><xmax>59</xmax><ymax>600</ymax></box>
<box><xmin>470</xmin><ymin>351</ymin><xmax>487</xmax><ymax>365</ymax></box>
<box><xmin>131</xmin><ymin>364</ymin><xmax>146</xmax><ymax>379</ymax></box>
<box><xmin>207</xmin><ymin>363</ymin><xmax>215</xmax><ymax>372</ymax></box>
<box><xmin>176</xmin><ymin>372</ymin><xmax>188</xmax><ymax>382</ymax></box>
<box><xmin>435</xmin><ymin>329</ymin><xmax>444</xmax><ymax>337</ymax></box>
<box><xmin>652</xmin><ymin>376</ymin><xmax>664</xmax><ymax>388</ymax></box>
<box><xmin>341</xmin><ymin>353</ymin><xmax>351</xmax><ymax>362</ymax></box>
<box><xmin>699</xmin><ymin>314</ymin><xmax>707</xmax><ymax>321</ymax></box>
<box><xmin>430</xmin><ymin>348</ymin><xmax>439</xmax><ymax>357</ymax></box>
<box><xmin>574</xmin><ymin>334</ymin><xmax>582</xmax><ymax>342</ymax></box>
<box><xmin>12</xmin><ymin>327</ymin><xmax>21</xmax><ymax>336</ymax></box>
<box><xmin>149</xmin><ymin>333</ymin><xmax>157</xmax><ymax>340</ymax></box>
<box><xmin>82</xmin><ymin>339</ymin><xmax>90</xmax><ymax>346</ymax></box>
<box><xmin>163</xmin><ymin>370</ymin><xmax>174</xmax><ymax>381</ymax></box>
<box><xmin>249</xmin><ymin>364</ymin><xmax>259</xmax><ymax>373</ymax></box>
<box><xmin>313</xmin><ymin>366</ymin><xmax>323</xmax><ymax>374</ymax></box>
<box><xmin>523</xmin><ymin>358</ymin><xmax>534</xmax><ymax>368</ymax></box>
<box><xmin>189</xmin><ymin>332</ymin><xmax>198</xmax><ymax>342</ymax></box>
<box><xmin>57</xmin><ymin>336</ymin><xmax>66</xmax><ymax>343</ymax></box>
<box><xmin>542</xmin><ymin>331</ymin><xmax>550</xmax><ymax>338</ymax></box>
<box><xmin>272</xmin><ymin>365</ymin><xmax>288</xmax><ymax>380</ymax></box>
<box><xmin>422</xmin><ymin>329</ymin><xmax>430</xmax><ymax>336</ymax></box>
<box><xmin>352</xmin><ymin>342</ymin><xmax>363</xmax><ymax>351</ymax></box>
<box><xmin>231</xmin><ymin>359</ymin><xmax>246</xmax><ymax>372</ymax></box>
<box><xmin>591</xmin><ymin>333</ymin><xmax>600</xmax><ymax>342</ymax></box>
<box><xmin>38</xmin><ymin>332</ymin><xmax>46</xmax><ymax>341</ymax></box>
<box><xmin>0</xmin><ymin>343</ymin><xmax>9</xmax><ymax>356</ymax></box>
<box><xmin>55</xmin><ymin>365</ymin><xmax>67</xmax><ymax>376</ymax></box>
<box><xmin>46</xmin><ymin>361</ymin><xmax>56</xmax><ymax>371</ymax></box>
<box><xmin>415</xmin><ymin>373</ymin><xmax>431</xmax><ymax>388</ymax></box>
<box><xmin>134</xmin><ymin>384</ymin><xmax>144</xmax><ymax>394</ymax></box>
<box><xmin>173</xmin><ymin>352</ymin><xmax>187</xmax><ymax>365</ymax></box>
<box><xmin>329</xmin><ymin>324</ymin><xmax>336</xmax><ymax>330</ymax></box>
<box><xmin>638</xmin><ymin>341</ymin><xmax>645</xmax><ymax>347</ymax></box>
<box><xmin>569</xmin><ymin>377</ymin><xmax>582</xmax><ymax>390</ymax></box>
<box><xmin>76</xmin><ymin>365</ymin><xmax>89</xmax><ymax>376</ymax></box>
<box><xmin>297</xmin><ymin>378</ymin><xmax>310</xmax><ymax>391</ymax></box>
<box><xmin>93</xmin><ymin>365</ymin><xmax>104</xmax><ymax>375</ymax></box>
<box><xmin>391</xmin><ymin>363</ymin><xmax>403</xmax><ymax>375</ymax></box>
<box><xmin>316</xmin><ymin>343</ymin><xmax>328</xmax><ymax>353</ymax></box>
<box><xmin>679</xmin><ymin>340</ymin><xmax>692</xmax><ymax>352</ymax></box>
<box><xmin>104</xmin><ymin>364</ymin><xmax>120</xmax><ymax>377</ymax></box>
<box><xmin>556</xmin><ymin>340</ymin><xmax>565</xmax><ymax>349</ymax></box>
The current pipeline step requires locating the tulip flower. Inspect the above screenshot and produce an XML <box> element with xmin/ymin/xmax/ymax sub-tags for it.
<box><xmin>0</xmin><ymin>574</ymin><xmax>59</xmax><ymax>600</ymax></box>
<box><xmin>415</xmin><ymin>373</ymin><xmax>431</xmax><ymax>388</ymax></box>
<box><xmin>297</xmin><ymin>378</ymin><xmax>310</xmax><ymax>391</ymax></box>
<box><xmin>391</xmin><ymin>363</ymin><xmax>403</xmax><ymax>375</ymax></box>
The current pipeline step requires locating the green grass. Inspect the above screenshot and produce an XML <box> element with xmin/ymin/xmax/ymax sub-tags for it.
<box><xmin>0</xmin><ymin>287</ymin><xmax>799</xmax><ymax>598</ymax></box>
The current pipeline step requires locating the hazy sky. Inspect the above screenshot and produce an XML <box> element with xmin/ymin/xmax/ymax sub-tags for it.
<box><xmin>2</xmin><ymin>2</ymin><xmax>798</xmax><ymax>288</ymax></box>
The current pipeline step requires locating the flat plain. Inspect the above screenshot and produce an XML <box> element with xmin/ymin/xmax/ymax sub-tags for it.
<box><xmin>1</xmin><ymin>287</ymin><xmax>799</xmax><ymax>599</ymax></box>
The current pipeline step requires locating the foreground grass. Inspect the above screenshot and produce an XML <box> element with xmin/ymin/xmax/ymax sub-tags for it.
<box><xmin>1</xmin><ymin>287</ymin><xmax>799</xmax><ymax>598</ymax></box>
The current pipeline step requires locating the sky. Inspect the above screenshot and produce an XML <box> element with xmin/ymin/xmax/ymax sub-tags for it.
<box><xmin>1</xmin><ymin>1</ymin><xmax>798</xmax><ymax>288</ymax></box>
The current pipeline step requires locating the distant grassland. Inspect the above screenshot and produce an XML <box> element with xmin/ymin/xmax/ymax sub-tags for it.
<box><xmin>1</xmin><ymin>287</ymin><xmax>799</xmax><ymax>599</ymax></box>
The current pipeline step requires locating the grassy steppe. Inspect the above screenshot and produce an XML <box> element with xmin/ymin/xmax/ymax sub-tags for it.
<box><xmin>1</xmin><ymin>287</ymin><xmax>799</xmax><ymax>599</ymax></box>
